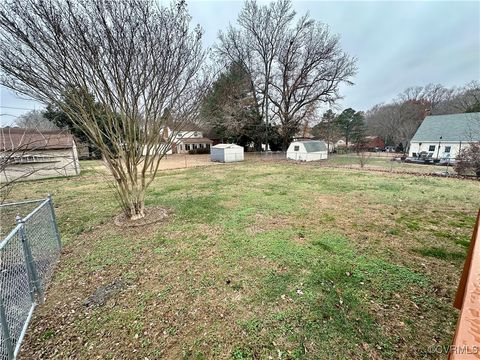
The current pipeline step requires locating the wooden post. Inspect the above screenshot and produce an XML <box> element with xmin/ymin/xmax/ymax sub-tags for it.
<box><xmin>449</xmin><ymin>209</ymin><xmax>480</xmax><ymax>359</ymax></box>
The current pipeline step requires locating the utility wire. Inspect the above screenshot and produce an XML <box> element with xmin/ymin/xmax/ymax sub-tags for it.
<box><xmin>0</xmin><ymin>106</ymin><xmax>42</xmax><ymax>111</ymax></box>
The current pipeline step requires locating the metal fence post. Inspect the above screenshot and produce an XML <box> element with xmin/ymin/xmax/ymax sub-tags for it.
<box><xmin>47</xmin><ymin>194</ymin><xmax>62</xmax><ymax>251</ymax></box>
<box><xmin>0</xmin><ymin>296</ymin><xmax>14</xmax><ymax>360</ymax></box>
<box><xmin>16</xmin><ymin>216</ymin><xmax>44</xmax><ymax>303</ymax></box>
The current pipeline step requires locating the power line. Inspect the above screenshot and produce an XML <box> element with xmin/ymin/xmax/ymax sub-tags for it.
<box><xmin>0</xmin><ymin>114</ymin><xmax>20</xmax><ymax>118</ymax></box>
<box><xmin>0</xmin><ymin>106</ymin><xmax>42</xmax><ymax>111</ymax></box>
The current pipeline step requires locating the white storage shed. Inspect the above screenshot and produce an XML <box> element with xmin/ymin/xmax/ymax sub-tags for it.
<box><xmin>287</xmin><ymin>140</ymin><xmax>328</xmax><ymax>161</ymax></box>
<box><xmin>211</xmin><ymin>144</ymin><xmax>244</xmax><ymax>163</ymax></box>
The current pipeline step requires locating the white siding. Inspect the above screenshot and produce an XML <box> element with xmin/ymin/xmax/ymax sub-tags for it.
<box><xmin>286</xmin><ymin>142</ymin><xmax>328</xmax><ymax>162</ymax></box>
<box><xmin>142</xmin><ymin>143</ymin><xmax>173</xmax><ymax>155</ymax></box>
<box><xmin>0</xmin><ymin>147</ymin><xmax>80</xmax><ymax>182</ymax></box>
<box><xmin>409</xmin><ymin>141</ymin><xmax>470</xmax><ymax>158</ymax></box>
<box><xmin>210</xmin><ymin>144</ymin><xmax>244</xmax><ymax>162</ymax></box>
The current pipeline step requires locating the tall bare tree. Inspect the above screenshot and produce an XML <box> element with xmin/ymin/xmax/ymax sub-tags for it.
<box><xmin>398</xmin><ymin>83</ymin><xmax>453</xmax><ymax>114</ymax></box>
<box><xmin>0</xmin><ymin>0</ymin><xmax>208</xmax><ymax>220</ymax></box>
<box><xmin>15</xmin><ymin>109</ymin><xmax>59</xmax><ymax>131</ymax></box>
<box><xmin>216</xmin><ymin>0</ymin><xmax>355</xmax><ymax>151</ymax></box>
<box><xmin>269</xmin><ymin>16</ymin><xmax>356</xmax><ymax>149</ymax></box>
<box><xmin>216</xmin><ymin>0</ymin><xmax>295</xmax><ymax>149</ymax></box>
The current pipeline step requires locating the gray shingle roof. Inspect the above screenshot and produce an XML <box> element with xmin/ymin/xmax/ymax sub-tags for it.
<box><xmin>411</xmin><ymin>113</ymin><xmax>480</xmax><ymax>142</ymax></box>
<box><xmin>301</xmin><ymin>140</ymin><xmax>327</xmax><ymax>152</ymax></box>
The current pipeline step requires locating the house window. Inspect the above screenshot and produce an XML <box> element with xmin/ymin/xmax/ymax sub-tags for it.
<box><xmin>294</xmin><ymin>146</ymin><xmax>300</xmax><ymax>151</ymax></box>
<box><xmin>185</xmin><ymin>144</ymin><xmax>190</xmax><ymax>151</ymax></box>
<box><xmin>428</xmin><ymin>145</ymin><xmax>435</xmax><ymax>152</ymax></box>
<box><xmin>179</xmin><ymin>145</ymin><xmax>183</xmax><ymax>151</ymax></box>
<box><xmin>444</xmin><ymin>146</ymin><xmax>451</xmax><ymax>153</ymax></box>
<box><xmin>199</xmin><ymin>143</ymin><xmax>204</xmax><ymax>148</ymax></box>
<box><xmin>206</xmin><ymin>144</ymin><xmax>210</xmax><ymax>149</ymax></box>
<box><xmin>193</xmin><ymin>144</ymin><xmax>198</xmax><ymax>150</ymax></box>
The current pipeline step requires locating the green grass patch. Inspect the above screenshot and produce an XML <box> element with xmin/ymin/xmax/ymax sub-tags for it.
<box><xmin>414</xmin><ymin>246</ymin><xmax>466</xmax><ymax>261</ymax></box>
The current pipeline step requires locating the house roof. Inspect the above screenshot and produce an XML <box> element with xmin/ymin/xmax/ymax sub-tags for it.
<box><xmin>293</xmin><ymin>140</ymin><xmax>327</xmax><ymax>152</ymax></box>
<box><xmin>411</xmin><ymin>113</ymin><xmax>480</xmax><ymax>143</ymax></box>
<box><xmin>168</xmin><ymin>120</ymin><xmax>204</xmax><ymax>132</ymax></box>
<box><xmin>180</xmin><ymin>137</ymin><xmax>212</xmax><ymax>144</ymax></box>
<box><xmin>0</xmin><ymin>127</ymin><xmax>74</xmax><ymax>151</ymax></box>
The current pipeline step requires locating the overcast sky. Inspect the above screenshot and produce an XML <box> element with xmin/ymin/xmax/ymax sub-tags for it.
<box><xmin>1</xmin><ymin>0</ymin><xmax>479</xmax><ymax>126</ymax></box>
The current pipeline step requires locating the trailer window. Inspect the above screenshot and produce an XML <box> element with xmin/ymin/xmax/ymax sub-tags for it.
<box><xmin>428</xmin><ymin>145</ymin><xmax>435</xmax><ymax>152</ymax></box>
<box><xmin>444</xmin><ymin>146</ymin><xmax>451</xmax><ymax>153</ymax></box>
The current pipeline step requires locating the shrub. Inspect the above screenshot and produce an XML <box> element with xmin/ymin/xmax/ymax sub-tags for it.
<box><xmin>455</xmin><ymin>142</ymin><xmax>480</xmax><ymax>177</ymax></box>
<box><xmin>188</xmin><ymin>147</ymin><xmax>210</xmax><ymax>155</ymax></box>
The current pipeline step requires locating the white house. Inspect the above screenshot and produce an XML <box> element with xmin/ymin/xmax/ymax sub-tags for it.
<box><xmin>165</xmin><ymin>124</ymin><xmax>212</xmax><ymax>154</ymax></box>
<box><xmin>142</xmin><ymin>123</ymin><xmax>212</xmax><ymax>155</ymax></box>
<box><xmin>174</xmin><ymin>129</ymin><xmax>212</xmax><ymax>154</ymax></box>
<box><xmin>210</xmin><ymin>144</ymin><xmax>244</xmax><ymax>163</ymax></box>
<box><xmin>409</xmin><ymin>113</ymin><xmax>480</xmax><ymax>159</ymax></box>
<box><xmin>286</xmin><ymin>140</ymin><xmax>328</xmax><ymax>161</ymax></box>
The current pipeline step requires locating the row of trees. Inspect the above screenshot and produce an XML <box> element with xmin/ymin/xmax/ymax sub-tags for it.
<box><xmin>365</xmin><ymin>81</ymin><xmax>480</xmax><ymax>150</ymax></box>
<box><xmin>311</xmin><ymin>108</ymin><xmax>366</xmax><ymax>152</ymax></box>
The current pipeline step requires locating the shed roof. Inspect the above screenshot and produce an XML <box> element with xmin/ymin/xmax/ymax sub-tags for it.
<box><xmin>411</xmin><ymin>113</ymin><xmax>480</xmax><ymax>142</ymax></box>
<box><xmin>294</xmin><ymin>140</ymin><xmax>327</xmax><ymax>153</ymax></box>
<box><xmin>0</xmin><ymin>127</ymin><xmax>74</xmax><ymax>152</ymax></box>
<box><xmin>212</xmin><ymin>143</ymin><xmax>243</xmax><ymax>149</ymax></box>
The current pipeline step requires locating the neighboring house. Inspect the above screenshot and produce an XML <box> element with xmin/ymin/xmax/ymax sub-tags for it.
<box><xmin>169</xmin><ymin>123</ymin><xmax>213</xmax><ymax>154</ymax></box>
<box><xmin>408</xmin><ymin>113</ymin><xmax>480</xmax><ymax>159</ymax></box>
<box><xmin>286</xmin><ymin>140</ymin><xmax>328</xmax><ymax>161</ymax></box>
<box><xmin>0</xmin><ymin>127</ymin><xmax>80</xmax><ymax>182</ymax></box>
<box><xmin>364</xmin><ymin>136</ymin><xmax>385</xmax><ymax>151</ymax></box>
<box><xmin>175</xmin><ymin>130</ymin><xmax>213</xmax><ymax>154</ymax></box>
<box><xmin>332</xmin><ymin>139</ymin><xmax>346</xmax><ymax>152</ymax></box>
<box><xmin>142</xmin><ymin>122</ymin><xmax>213</xmax><ymax>155</ymax></box>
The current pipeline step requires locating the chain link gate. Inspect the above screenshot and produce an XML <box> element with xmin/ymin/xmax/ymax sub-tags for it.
<box><xmin>0</xmin><ymin>195</ymin><xmax>61</xmax><ymax>360</ymax></box>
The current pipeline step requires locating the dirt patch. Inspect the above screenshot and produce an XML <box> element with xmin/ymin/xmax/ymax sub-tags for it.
<box><xmin>83</xmin><ymin>279</ymin><xmax>127</xmax><ymax>307</ymax></box>
<box><xmin>114</xmin><ymin>205</ymin><xmax>169</xmax><ymax>228</ymax></box>
<box><xmin>245</xmin><ymin>213</ymin><xmax>293</xmax><ymax>236</ymax></box>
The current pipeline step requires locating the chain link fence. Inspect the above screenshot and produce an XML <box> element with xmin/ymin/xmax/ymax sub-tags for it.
<box><xmin>244</xmin><ymin>151</ymin><xmax>287</xmax><ymax>162</ymax></box>
<box><xmin>0</xmin><ymin>196</ymin><xmax>61</xmax><ymax>360</ymax></box>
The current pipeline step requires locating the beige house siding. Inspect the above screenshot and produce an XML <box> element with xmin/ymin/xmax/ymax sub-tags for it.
<box><xmin>1</xmin><ymin>142</ymin><xmax>81</xmax><ymax>182</ymax></box>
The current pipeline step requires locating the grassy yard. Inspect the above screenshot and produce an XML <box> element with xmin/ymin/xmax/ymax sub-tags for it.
<box><xmin>7</xmin><ymin>160</ymin><xmax>479</xmax><ymax>359</ymax></box>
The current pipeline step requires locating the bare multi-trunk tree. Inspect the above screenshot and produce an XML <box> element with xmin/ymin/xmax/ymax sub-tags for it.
<box><xmin>216</xmin><ymin>0</ymin><xmax>356</xmax><ymax>150</ymax></box>
<box><xmin>0</xmin><ymin>0</ymin><xmax>208</xmax><ymax>220</ymax></box>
